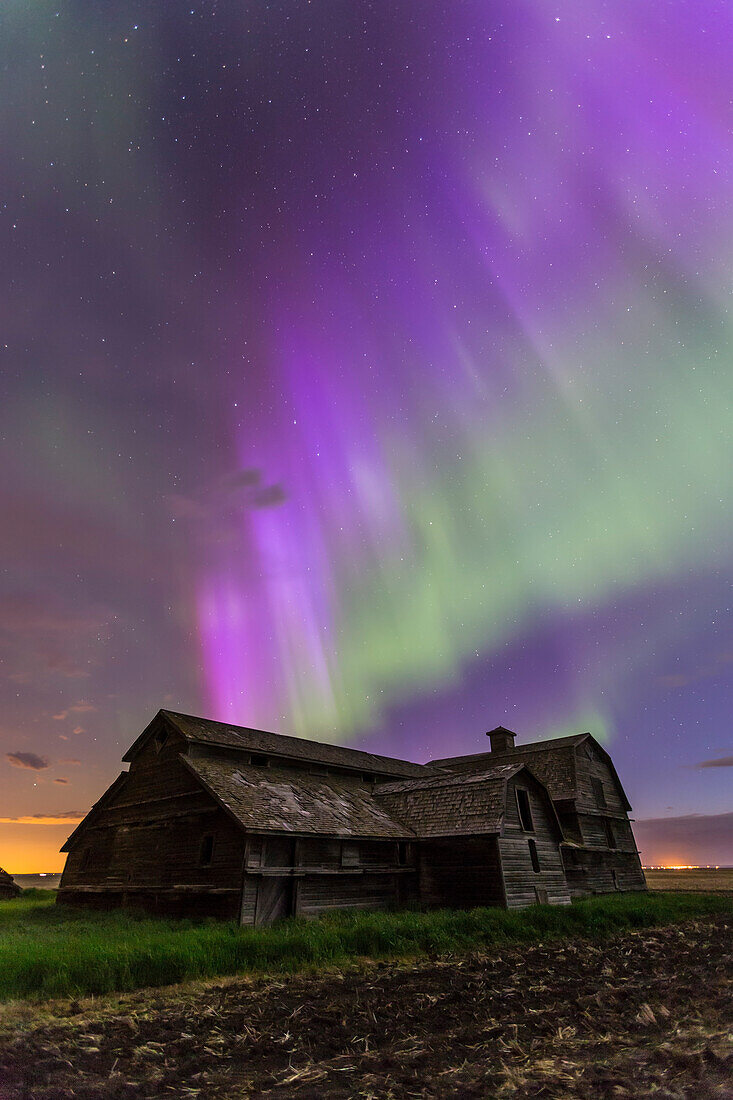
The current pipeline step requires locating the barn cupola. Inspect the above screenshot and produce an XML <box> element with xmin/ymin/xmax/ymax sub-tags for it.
<box><xmin>487</xmin><ymin>726</ymin><xmax>516</xmax><ymax>754</ymax></box>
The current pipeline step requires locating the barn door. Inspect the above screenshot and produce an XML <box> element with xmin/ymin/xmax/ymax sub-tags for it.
<box><xmin>255</xmin><ymin>877</ymin><xmax>294</xmax><ymax>925</ymax></box>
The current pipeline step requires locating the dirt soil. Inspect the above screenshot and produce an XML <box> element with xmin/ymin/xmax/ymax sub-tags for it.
<box><xmin>1</xmin><ymin>916</ymin><xmax>731</xmax><ymax>1099</ymax></box>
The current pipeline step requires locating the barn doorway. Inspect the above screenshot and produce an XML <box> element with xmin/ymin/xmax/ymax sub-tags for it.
<box><xmin>255</xmin><ymin>876</ymin><xmax>295</xmax><ymax>925</ymax></box>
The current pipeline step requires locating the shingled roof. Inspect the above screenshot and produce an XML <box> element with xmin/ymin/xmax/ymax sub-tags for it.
<box><xmin>430</xmin><ymin>736</ymin><xmax>584</xmax><ymax>801</ymax></box>
<box><xmin>431</xmin><ymin>732</ymin><xmax>631</xmax><ymax>809</ymax></box>
<box><xmin>183</xmin><ymin>756</ymin><xmax>415</xmax><ymax>839</ymax></box>
<box><xmin>373</xmin><ymin>764</ymin><xmax>525</xmax><ymax>838</ymax></box>
<box><xmin>124</xmin><ymin>710</ymin><xmax>427</xmax><ymax>780</ymax></box>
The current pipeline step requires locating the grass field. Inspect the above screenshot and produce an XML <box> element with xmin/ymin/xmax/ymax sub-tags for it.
<box><xmin>644</xmin><ymin>867</ymin><xmax>733</xmax><ymax>892</ymax></box>
<box><xmin>0</xmin><ymin>889</ymin><xmax>730</xmax><ymax>1002</ymax></box>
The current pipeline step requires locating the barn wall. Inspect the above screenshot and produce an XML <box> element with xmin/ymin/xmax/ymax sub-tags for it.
<box><xmin>417</xmin><ymin>836</ymin><xmax>504</xmax><ymax>909</ymax></box>
<box><xmin>498</xmin><ymin>776</ymin><xmax>571</xmax><ymax>908</ymax></box>
<box><xmin>238</xmin><ymin>835</ymin><xmax>415</xmax><ymax>924</ymax></box>
<box><xmin>573</xmin><ymin>742</ymin><xmax>627</xmax><ymax>814</ymax></box>
<box><xmin>562</xmin><ymin>848</ymin><xmax>647</xmax><ymax>898</ymax></box>
<box><xmin>58</xmin><ymin>747</ymin><xmax>246</xmax><ymax>918</ymax></box>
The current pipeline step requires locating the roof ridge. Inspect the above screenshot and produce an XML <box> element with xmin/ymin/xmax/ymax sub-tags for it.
<box><xmin>160</xmin><ymin>710</ymin><xmax>427</xmax><ymax>777</ymax></box>
<box><xmin>431</xmin><ymin>732</ymin><xmax>589</xmax><ymax>766</ymax></box>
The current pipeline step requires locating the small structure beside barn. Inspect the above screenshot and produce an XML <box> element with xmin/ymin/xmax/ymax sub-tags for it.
<box><xmin>0</xmin><ymin>867</ymin><xmax>22</xmax><ymax>900</ymax></box>
<box><xmin>58</xmin><ymin>711</ymin><xmax>645</xmax><ymax>922</ymax></box>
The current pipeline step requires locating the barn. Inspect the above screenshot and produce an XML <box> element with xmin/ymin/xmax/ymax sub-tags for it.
<box><xmin>58</xmin><ymin>711</ymin><xmax>644</xmax><ymax>922</ymax></box>
<box><xmin>0</xmin><ymin>867</ymin><xmax>21</xmax><ymax>900</ymax></box>
<box><xmin>432</xmin><ymin>726</ymin><xmax>648</xmax><ymax>897</ymax></box>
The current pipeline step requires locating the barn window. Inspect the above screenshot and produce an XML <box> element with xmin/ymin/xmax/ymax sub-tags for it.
<box><xmin>250</xmin><ymin>753</ymin><xmax>269</xmax><ymax>767</ymax></box>
<box><xmin>246</xmin><ymin>837</ymin><xmax>263</xmax><ymax>868</ymax></box>
<box><xmin>199</xmin><ymin>835</ymin><xmax>215</xmax><ymax>866</ymax></box>
<box><xmin>516</xmin><ymin>788</ymin><xmax>534</xmax><ymax>832</ymax></box>
<box><xmin>397</xmin><ymin>841</ymin><xmax>410</xmax><ymax>865</ymax></box>
<box><xmin>362</xmin><ymin>772</ymin><xmax>377</xmax><ymax>784</ymax></box>
<box><xmin>79</xmin><ymin>847</ymin><xmax>91</xmax><ymax>871</ymax></box>
<box><xmin>528</xmin><ymin>838</ymin><xmax>541</xmax><ymax>873</ymax></box>
<box><xmin>154</xmin><ymin>727</ymin><xmax>169</xmax><ymax>752</ymax></box>
<box><xmin>341</xmin><ymin>842</ymin><xmax>360</xmax><ymax>867</ymax></box>
<box><xmin>603</xmin><ymin>819</ymin><xmax>617</xmax><ymax>849</ymax></box>
<box><xmin>591</xmin><ymin>777</ymin><xmax>607</xmax><ymax>808</ymax></box>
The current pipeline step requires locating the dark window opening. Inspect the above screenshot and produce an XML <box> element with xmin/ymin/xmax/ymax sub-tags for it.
<box><xmin>528</xmin><ymin>838</ymin><xmax>541</xmax><ymax>873</ymax></box>
<box><xmin>79</xmin><ymin>847</ymin><xmax>91</xmax><ymax>871</ymax></box>
<box><xmin>199</xmin><ymin>835</ymin><xmax>215</xmax><ymax>866</ymax></box>
<box><xmin>516</xmin><ymin>788</ymin><xmax>534</xmax><ymax>831</ymax></box>
<box><xmin>154</xmin><ymin>728</ymin><xmax>169</xmax><ymax>752</ymax></box>
<box><xmin>591</xmin><ymin>777</ymin><xmax>607</xmax><ymax>808</ymax></box>
<box><xmin>362</xmin><ymin>772</ymin><xmax>377</xmax><ymax>784</ymax></box>
<box><xmin>250</xmin><ymin>754</ymin><xmax>269</xmax><ymax>767</ymax></box>
<box><xmin>341</xmin><ymin>842</ymin><xmax>360</xmax><ymax>867</ymax></box>
<box><xmin>397</xmin><ymin>841</ymin><xmax>409</xmax><ymax>865</ymax></box>
<box><xmin>604</xmin><ymin>819</ymin><xmax>617</xmax><ymax>849</ymax></box>
<box><xmin>246</xmin><ymin>837</ymin><xmax>263</xmax><ymax>868</ymax></box>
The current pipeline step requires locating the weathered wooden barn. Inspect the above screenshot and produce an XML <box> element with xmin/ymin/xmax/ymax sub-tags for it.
<box><xmin>432</xmin><ymin>726</ymin><xmax>647</xmax><ymax>897</ymax></box>
<box><xmin>58</xmin><ymin>711</ymin><xmax>644</xmax><ymax>921</ymax></box>
<box><xmin>0</xmin><ymin>866</ymin><xmax>21</xmax><ymax>900</ymax></box>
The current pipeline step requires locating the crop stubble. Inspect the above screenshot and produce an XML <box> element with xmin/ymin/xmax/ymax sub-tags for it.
<box><xmin>0</xmin><ymin>914</ymin><xmax>731</xmax><ymax>1098</ymax></box>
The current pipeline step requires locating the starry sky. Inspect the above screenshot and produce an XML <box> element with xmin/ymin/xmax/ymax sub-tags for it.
<box><xmin>1</xmin><ymin>1</ymin><xmax>732</xmax><ymax>872</ymax></box>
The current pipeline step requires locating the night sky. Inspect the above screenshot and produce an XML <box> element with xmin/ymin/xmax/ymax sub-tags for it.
<box><xmin>1</xmin><ymin>2</ymin><xmax>732</xmax><ymax>872</ymax></box>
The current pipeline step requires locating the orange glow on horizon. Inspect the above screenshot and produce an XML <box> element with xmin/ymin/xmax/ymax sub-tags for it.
<box><xmin>0</xmin><ymin>825</ymin><xmax>72</xmax><ymax>874</ymax></box>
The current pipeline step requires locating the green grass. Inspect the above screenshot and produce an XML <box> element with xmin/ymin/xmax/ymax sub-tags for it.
<box><xmin>0</xmin><ymin>890</ymin><xmax>729</xmax><ymax>1002</ymax></box>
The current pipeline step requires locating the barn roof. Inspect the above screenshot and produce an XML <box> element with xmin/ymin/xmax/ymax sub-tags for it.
<box><xmin>430</xmin><ymin>732</ymin><xmax>631</xmax><ymax>810</ymax></box>
<box><xmin>182</xmin><ymin>756</ymin><xmax>416</xmax><ymax>839</ymax></box>
<box><xmin>373</xmin><ymin>764</ymin><xmax>530</xmax><ymax>838</ymax></box>
<box><xmin>124</xmin><ymin>710</ymin><xmax>427</xmax><ymax>780</ymax></box>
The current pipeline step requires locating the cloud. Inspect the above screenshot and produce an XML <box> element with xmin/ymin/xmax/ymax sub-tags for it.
<box><xmin>634</xmin><ymin>812</ymin><xmax>733</xmax><ymax>866</ymax></box>
<box><xmin>694</xmin><ymin>755</ymin><xmax>733</xmax><ymax>769</ymax></box>
<box><xmin>53</xmin><ymin>702</ymin><xmax>97</xmax><ymax>720</ymax></box>
<box><xmin>59</xmin><ymin>758</ymin><xmax>81</xmax><ymax>766</ymax></box>
<box><xmin>73</xmin><ymin>726</ymin><xmax>85</xmax><ymax>735</ymax></box>
<box><xmin>0</xmin><ymin>811</ymin><xmax>85</xmax><ymax>825</ymax></box>
<box><xmin>167</xmin><ymin>467</ymin><xmax>287</xmax><ymax>528</ymax></box>
<box><xmin>5</xmin><ymin>752</ymin><xmax>50</xmax><ymax>771</ymax></box>
<box><xmin>53</xmin><ymin>777</ymin><xmax>69</xmax><ymax>784</ymax></box>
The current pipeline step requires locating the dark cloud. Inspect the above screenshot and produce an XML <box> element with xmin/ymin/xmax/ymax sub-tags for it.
<box><xmin>635</xmin><ymin>812</ymin><xmax>733</xmax><ymax>866</ymax></box>
<box><xmin>5</xmin><ymin>752</ymin><xmax>50</xmax><ymax>771</ymax></box>
<box><xmin>168</xmin><ymin>468</ymin><xmax>287</xmax><ymax>526</ymax></box>
<box><xmin>53</xmin><ymin>777</ymin><xmax>69</xmax><ymax>784</ymax></box>
<box><xmin>251</xmin><ymin>484</ymin><xmax>288</xmax><ymax>508</ymax></box>
<box><xmin>694</xmin><ymin>755</ymin><xmax>733</xmax><ymax>769</ymax></box>
<box><xmin>0</xmin><ymin>811</ymin><xmax>85</xmax><ymax>825</ymax></box>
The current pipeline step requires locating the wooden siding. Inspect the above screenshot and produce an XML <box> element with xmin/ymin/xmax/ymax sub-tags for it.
<box><xmin>562</xmin><ymin>848</ymin><xmax>647</xmax><ymax>898</ymax></box>
<box><xmin>573</xmin><ymin>742</ymin><xmax>627</xmax><ymax>814</ymax></box>
<box><xmin>296</xmin><ymin>873</ymin><xmax>400</xmax><ymax>917</ymax></box>
<box><xmin>237</xmin><ymin>834</ymin><xmax>417</xmax><ymax>924</ymax></box>
<box><xmin>498</xmin><ymin>776</ymin><xmax>570</xmax><ymax>908</ymax></box>
<box><xmin>417</xmin><ymin>837</ymin><xmax>504</xmax><ymax>909</ymax></box>
<box><xmin>58</xmin><ymin>743</ymin><xmax>246</xmax><ymax>918</ymax></box>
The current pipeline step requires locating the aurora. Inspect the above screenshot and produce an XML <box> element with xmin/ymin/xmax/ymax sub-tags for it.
<box><xmin>1</xmin><ymin>0</ymin><xmax>731</xmax><ymax>870</ymax></box>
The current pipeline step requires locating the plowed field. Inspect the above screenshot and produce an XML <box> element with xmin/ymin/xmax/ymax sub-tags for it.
<box><xmin>1</xmin><ymin>915</ymin><xmax>731</xmax><ymax>1098</ymax></box>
